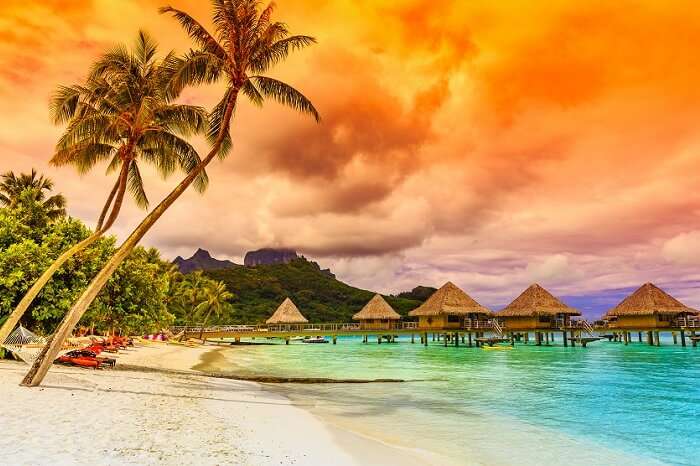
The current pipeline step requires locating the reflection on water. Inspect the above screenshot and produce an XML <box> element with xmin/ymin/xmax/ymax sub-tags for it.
<box><xmin>211</xmin><ymin>336</ymin><xmax>699</xmax><ymax>466</ymax></box>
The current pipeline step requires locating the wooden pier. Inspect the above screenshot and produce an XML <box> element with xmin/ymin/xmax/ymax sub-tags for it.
<box><xmin>170</xmin><ymin>318</ymin><xmax>700</xmax><ymax>352</ymax></box>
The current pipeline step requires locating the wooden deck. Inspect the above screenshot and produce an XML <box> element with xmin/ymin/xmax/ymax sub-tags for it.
<box><xmin>173</xmin><ymin>318</ymin><xmax>700</xmax><ymax>348</ymax></box>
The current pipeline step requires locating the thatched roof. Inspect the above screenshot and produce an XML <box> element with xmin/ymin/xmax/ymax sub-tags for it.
<box><xmin>604</xmin><ymin>283</ymin><xmax>698</xmax><ymax>317</ymax></box>
<box><xmin>353</xmin><ymin>294</ymin><xmax>401</xmax><ymax>320</ymax></box>
<box><xmin>266</xmin><ymin>298</ymin><xmax>308</xmax><ymax>324</ymax></box>
<box><xmin>408</xmin><ymin>282</ymin><xmax>492</xmax><ymax>317</ymax></box>
<box><xmin>497</xmin><ymin>284</ymin><xmax>580</xmax><ymax>317</ymax></box>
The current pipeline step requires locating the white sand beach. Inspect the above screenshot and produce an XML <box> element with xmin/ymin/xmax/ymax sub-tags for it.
<box><xmin>0</xmin><ymin>343</ymin><xmax>441</xmax><ymax>466</ymax></box>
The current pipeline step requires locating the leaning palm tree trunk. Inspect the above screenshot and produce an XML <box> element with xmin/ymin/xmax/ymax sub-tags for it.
<box><xmin>0</xmin><ymin>162</ymin><xmax>129</xmax><ymax>346</ymax></box>
<box><xmin>198</xmin><ymin>308</ymin><xmax>214</xmax><ymax>341</ymax></box>
<box><xmin>21</xmin><ymin>98</ymin><xmax>237</xmax><ymax>387</ymax></box>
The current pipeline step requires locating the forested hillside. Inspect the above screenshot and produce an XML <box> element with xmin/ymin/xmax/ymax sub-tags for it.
<box><xmin>205</xmin><ymin>258</ymin><xmax>427</xmax><ymax>324</ymax></box>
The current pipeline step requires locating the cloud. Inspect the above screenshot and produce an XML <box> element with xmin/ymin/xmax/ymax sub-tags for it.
<box><xmin>2</xmin><ymin>0</ymin><xmax>700</xmax><ymax>313</ymax></box>
<box><xmin>662</xmin><ymin>231</ymin><xmax>700</xmax><ymax>265</ymax></box>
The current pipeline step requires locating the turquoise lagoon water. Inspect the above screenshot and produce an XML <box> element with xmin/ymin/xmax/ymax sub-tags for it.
<box><xmin>214</xmin><ymin>335</ymin><xmax>699</xmax><ymax>465</ymax></box>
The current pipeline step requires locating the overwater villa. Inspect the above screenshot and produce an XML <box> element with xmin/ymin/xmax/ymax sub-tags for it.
<box><xmin>495</xmin><ymin>284</ymin><xmax>584</xmax><ymax>345</ymax></box>
<box><xmin>408</xmin><ymin>282</ymin><xmax>492</xmax><ymax>330</ymax></box>
<box><xmin>603</xmin><ymin>283</ymin><xmax>698</xmax><ymax>345</ymax></box>
<box><xmin>266</xmin><ymin>298</ymin><xmax>308</xmax><ymax>331</ymax></box>
<box><xmin>353</xmin><ymin>294</ymin><xmax>401</xmax><ymax>330</ymax></box>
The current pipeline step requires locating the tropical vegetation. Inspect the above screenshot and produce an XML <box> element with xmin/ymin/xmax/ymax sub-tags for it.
<box><xmin>0</xmin><ymin>31</ymin><xmax>209</xmax><ymax>346</ymax></box>
<box><xmin>0</xmin><ymin>174</ymin><xmax>225</xmax><ymax>341</ymax></box>
<box><xmin>26</xmin><ymin>0</ymin><xmax>320</xmax><ymax>386</ymax></box>
<box><xmin>205</xmin><ymin>258</ymin><xmax>423</xmax><ymax>324</ymax></box>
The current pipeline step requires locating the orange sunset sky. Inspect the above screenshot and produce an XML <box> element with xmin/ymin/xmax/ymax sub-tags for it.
<box><xmin>1</xmin><ymin>0</ymin><xmax>699</xmax><ymax>314</ymax></box>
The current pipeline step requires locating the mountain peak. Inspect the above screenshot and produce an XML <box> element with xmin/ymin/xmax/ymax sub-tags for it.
<box><xmin>244</xmin><ymin>248</ymin><xmax>299</xmax><ymax>267</ymax></box>
<box><xmin>193</xmin><ymin>248</ymin><xmax>212</xmax><ymax>259</ymax></box>
<box><xmin>173</xmin><ymin>249</ymin><xmax>236</xmax><ymax>273</ymax></box>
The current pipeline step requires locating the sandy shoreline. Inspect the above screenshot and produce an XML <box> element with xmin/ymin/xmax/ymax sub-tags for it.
<box><xmin>0</xmin><ymin>342</ymin><xmax>442</xmax><ymax>465</ymax></box>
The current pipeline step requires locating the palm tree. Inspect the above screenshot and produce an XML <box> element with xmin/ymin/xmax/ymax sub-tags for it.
<box><xmin>23</xmin><ymin>0</ymin><xmax>319</xmax><ymax>387</ymax></box>
<box><xmin>196</xmin><ymin>281</ymin><xmax>234</xmax><ymax>341</ymax></box>
<box><xmin>171</xmin><ymin>270</ymin><xmax>208</xmax><ymax>339</ymax></box>
<box><xmin>0</xmin><ymin>31</ymin><xmax>209</xmax><ymax>347</ymax></box>
<box><xmin>0</xmin><ymin>169</ymin><xmax>66</xmax><ymax>220</ymax></box>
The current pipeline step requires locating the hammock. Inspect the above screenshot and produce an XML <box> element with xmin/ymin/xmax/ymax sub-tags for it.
<box><xmin>1</xmin><ymin>326</ymin><xmax>80</xmax><ymax>364</ymax></box>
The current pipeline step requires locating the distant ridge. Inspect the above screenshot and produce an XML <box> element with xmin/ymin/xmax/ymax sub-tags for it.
<box><xmin>201</xmin><ymin>256</ymin><xmax>428</xmax><ymax>323</ymax></box>
<box><xmin>173</xmin><ymin>248</ymin><xmax>236</xmax><ymax>273</ymax></box>
<box><xmin>244</xmin><ymin>248</ymin><xmax>298</xmax><ymax>266</ymax></box>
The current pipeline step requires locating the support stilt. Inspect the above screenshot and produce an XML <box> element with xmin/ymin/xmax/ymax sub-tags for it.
<box><xmin>681</xmin><ymin>330</ymin><xmax>686</xmax><ymax>347</ymax></box>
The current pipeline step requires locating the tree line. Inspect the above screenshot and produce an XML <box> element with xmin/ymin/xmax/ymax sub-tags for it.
<box><xmin>0</xmin><ymin>0</ymin><xmax>318</xmax><ymax>386</ymax></box>
<box><xmin>0</xmin><ymin>170</ymin><xmax>233</xmax><ymax>338</ymax></box>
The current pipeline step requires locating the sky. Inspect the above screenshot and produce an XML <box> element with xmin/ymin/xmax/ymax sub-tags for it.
<box><xmin>1</xmin><ymin>0</ymin><xmax>699</xmax><ymax>317</ymax></box>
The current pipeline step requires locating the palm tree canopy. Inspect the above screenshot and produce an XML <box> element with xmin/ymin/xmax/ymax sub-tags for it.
<box><xmin>194</xmin><ymin>281</ymin><xmax>234</xmax><ymax>321</ymax></box>
<box><xmin>49</xmin><ymin>31</ymin><xmax>210</xmax><ymax>209</ymax></box>
<box><xmin>0</xmin><ymin>169</ymin><xmax>66</xmax><ymax>220</ymax></box>
<box><xmin>161</xmin><ymin>0</ymin><xmax>320</xmax><ymax>158</ymax></box>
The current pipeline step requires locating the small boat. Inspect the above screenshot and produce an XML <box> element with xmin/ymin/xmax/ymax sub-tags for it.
<box><xmin>482</xmin><ymin>345</ymin><xmax>513</xmax><ymax>351</ymax></box>
<box><xmin>290</xmin><ymin>336</ymin><xmax>305</xmax><ymax>342</ymax></box>
<box><xmin>302</xmin><ymin>336</ymin><xmax>329</xmax><ymax>344</ymax></box>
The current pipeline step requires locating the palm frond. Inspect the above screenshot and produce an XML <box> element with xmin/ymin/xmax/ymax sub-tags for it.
<box><xmin>159</xmin><ymin>7</ymin><xmax>226</xmax><ymax>59</ymax></box>
<box><xmin>127</xmin><ymin>162</ymin><xmax>149</xmax><ymax>209</ymax></box>
<box><xmin>241</xmin><ymin>80</ymin><xmax>264</xmax><ymax>107</ymax></box>
<box><xmin>206</xmin><ymin>87</ymin><xmax>235</xmax><ymax>159</ymax></box>
<box><xmin>249</xmin><ymin>35</ymin><xmax>316</xmax><ymax>73</ymax></box>
<box><xmin>154</xmin><ymin>104</ymin><xmax>208</xmax><ymax>136</ymax></box>
<box><xmin>49</xmin><ymin>85</ymin><xmax>82</xmax><ymax>124</ymax></box>
<box><xmin>135</xmin><ymin>30</ymin><xmax>159</xmax><ymax>66</ymax></box>
<box><xmin>162</xmin><ymin>50</ymin><xmax>223</xmax><ymax>100</ymax></box>
<box><xmin>249</xmin><ymin>75</ymin><xmax>320</xmax><ymax>121</ymax></box>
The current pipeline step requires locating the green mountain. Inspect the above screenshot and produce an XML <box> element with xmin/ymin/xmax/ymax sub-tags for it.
<box><xmin>203</xmin><ymin>257</ymin><xmax>425</xmax><ymax>324</ymax></box>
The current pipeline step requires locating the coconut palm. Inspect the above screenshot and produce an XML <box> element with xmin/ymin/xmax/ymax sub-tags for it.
<box><xmin>171</xmin><ymin>270</ymin><xmax>209</xmax><ymax>338</ymax></box>
<box><xmin>24</xmin><ymin>0</ymin><xmax>319</xmax><ymax>387</ymax></box>
<box><xmin>196</xmin><ymin>281</ymin><xmax>234</xmax><ymax>341</ymax></box>
<box><xmin>0</xmin><ymin>170</ymin><xmax>66</xmax><ymax>219</ymax></box>
<box><xmin>0</xmin><ymin>31</ymin><xmax>208</xmax><ymax>347</ymax></box>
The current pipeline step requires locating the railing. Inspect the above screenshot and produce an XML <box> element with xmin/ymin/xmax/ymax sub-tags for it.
<box><xmin>491</xmin><ymin>319</ymin><xmax>503</xmax><ymax>336</ymax></box>
<box><xmin>174</xmin><ymin>321</ymin><xmax>421</xmax><ymax>335</ymax></box>
<box><xmin>462</xmin><ymin>319</ymin><xmax>496</xmax><ymax>330</ymax></box>
<box><xmin>675</xmin><ymin>317</ymin><xmax>700</xmax><ymax>329</ymax></box>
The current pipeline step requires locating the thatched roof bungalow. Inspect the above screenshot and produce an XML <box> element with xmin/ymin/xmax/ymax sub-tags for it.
<box><xmin>353</xmin><ymin>294</ymin><xmax>401</xmax><ymax>330</ymax></box>
<box><xmin>496</xmin><ymin>284</ymin><xmax>580</xmax><ymax>330</ymax></box>
<box><xmin>603</xmin><ymin>283</ymin><xmax>697</xmax><ymax>329</ymax></box>
<box><xmin>266</xmin><ymin>298</ymin><xmax>308</xmax><ymax>328</ymax></box>
<box><xmin>408</xmin><ymin>282</ymin><xmax>492</xmax><ymax>330</ymax></box>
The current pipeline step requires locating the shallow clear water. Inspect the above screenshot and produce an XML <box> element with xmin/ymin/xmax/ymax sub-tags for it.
<box><xmin>213</xmin><ymin>335</ymin><xmax>700</xmax><ymax>465</ymax></box>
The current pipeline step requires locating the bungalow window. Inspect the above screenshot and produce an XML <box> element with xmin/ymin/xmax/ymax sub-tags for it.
<box><xmin>447</xmin><ymin>315</ymin><xmax>460</xmax><ymax>323</ymax></box>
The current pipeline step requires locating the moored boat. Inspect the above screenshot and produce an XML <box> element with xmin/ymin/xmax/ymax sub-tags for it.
<box><xmin>302</xmin><ymin>336</ymin><xmax>328</xmax><ymax>344</ymax></box>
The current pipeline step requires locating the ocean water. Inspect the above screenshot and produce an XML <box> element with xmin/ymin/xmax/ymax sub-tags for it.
<box><xmin>211</xmin><ymin>335</ymin><xmax>700</xmax><ymax>466</ymax></box>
